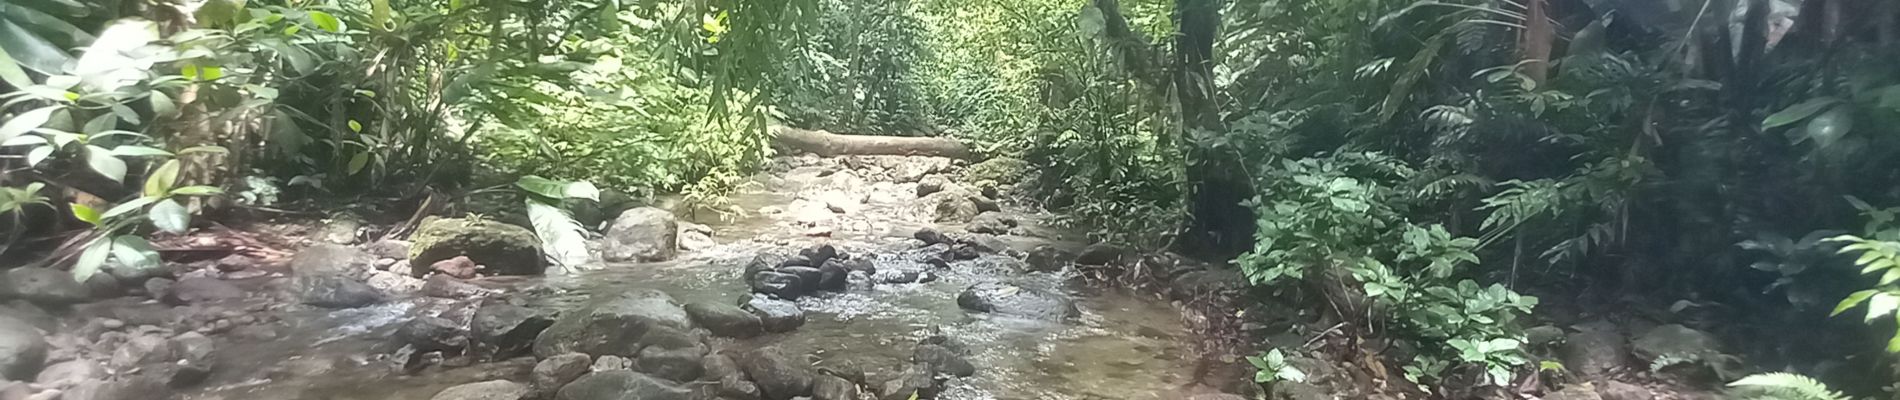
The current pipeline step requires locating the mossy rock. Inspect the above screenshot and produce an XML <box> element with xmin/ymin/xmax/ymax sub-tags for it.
<box><xmin>408</xmin><ymin>217</ymin><xmax>544</xmax><ymax>277</ymax></box>
<box><xmin>956</xmin><ymin>157</ymin><xmax>1028</xmax><ymax>186</ymax></box>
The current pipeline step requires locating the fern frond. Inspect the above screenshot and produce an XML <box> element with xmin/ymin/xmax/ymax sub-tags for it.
<box><xmin>1726</xmin><ymin>373</ymin><xmax>1851</xmax><ymax>400</ymax></box>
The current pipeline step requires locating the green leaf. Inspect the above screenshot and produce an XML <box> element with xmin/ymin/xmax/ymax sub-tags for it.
<box><xmin>84</xmin><ymin>145</ymin><xmax>126</xmax><ymax>182</ymax></box>
<box><xmin>1868</xmin><ymin>292</ymin><xmax>1900</xmax><ymax>323</ymax></box>
<box><xmin>73</xmin><ymin>238</ymin><xmax>112</xmax><ymax>282</ymax></box>
<box><xmin>25</xmin><ymin>145</ymin><xmax>52</xmax><ymax>166</ymax></box>
<box><xmin>101</xmin><ymin>196</ymin><xmax>156</xmax><ymax>220</ymax></box>
<box><xmin>307</xmin><ymin>11</ymin><xmax>341</xmax><ymax>32</ymax></box>
<box><xmin>0</xmin><ymin>9</ymin><xmax>81</xmax><ymax>75</ymax></box>
<box><xmin>149</xmin><ymin>91</ymin><xmax>177</xmax><ymax>116</ymax></box>
<box><xmin>347</xmin><ymin>151</ymin><xmax>369</xmax><ymax>175</ymax></box>
<box><xmin>347</xmin><ymin>119</ymin><xmax>362</xmax><ymax>133</ymax></box>
<box><xmin>194</xmin><ymin>0</ymin><xmax>247</xmax><ymax>26</ymax></box>
<box><xmin>109</xmin><ymin>235</ymin><xmax>160</xmax><ymax>271</ymax></box>
<box><xmin>1835</xmin><ymin>290</ymin><xmax>1877</xmax><ymax>316</ymax></box>
<box><xmin>0</xmin><ymin>105</ymin><xmax>59</xmax><ymax>144</ymax></box>
<box><xmin>70</xmin><ymin>202</ymin><xmax>100</xmax><ymax>225</ymax></box>
<box><xmin>148</xmin><ymin>198</ymin><xmax>189</xmax><ymax>234</ymax></box>
<box><xmin>1763</xmin><ymin>98</ymin><xmax>1840</xmax><ymax>130</ymax></box>
<box><xmin>109</xmin><ymin>145</ymin><xmax>172</xmax><ymax>157</ymax></box>
<box><xmin>169</xmin><ymin>186</ymin><xmax>222</xmax><ymax>196</ymax></box>
<box><xmin>144</xmin><ymin>159</ymin><xmax>179</xmax><ymax>197</ymax></box>
<box><xmin>370</xmin><ymin>0</ymin><xmax>391</xmax><ymax>30</ymax></box>
<box><xmin>1805</xmin><ymin>107</ymin><xmax>1854</xmax><ymax>148</ymax></box>
<box><xmin>0</xmin><ymin>37</ymin><xmax>32</xmax><ymax>88</ymax></box>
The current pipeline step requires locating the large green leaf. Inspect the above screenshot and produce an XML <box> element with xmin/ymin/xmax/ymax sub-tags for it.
<box><xmin>0</xmin><ymin>38</ymin><xmax>31</xmax><ymax>87</ymax></box>
<box><xmin>109</xmin><ymin>235</ymin><xmax>160</xmax><ymax>271</ymax></box>
<box><xmin>1805</xmin><ymin>107</ymin><xmax>1853</xmax><ymax>148</ymax></box>
<box><xmin>72</xmin><ymin>237</ymin><xmax>111</xmax><ymax>281</ymax></box>
<box><xmin>0</xmin><ymin>12</ymin><xmax>73</xmax><ymax>75</ymax></box>
<box><xmin>148</xmin><ymin>198</ymin><xmax>189</xmax><ymax>234</ymax></box>
<box><xmin>0</xmin><ymin>105</ymin><xmax>59</xmax><ymax>143</ymax></box>
<box><xmin>1763</xmin><ymin>97</ymin><xmax>1840</xmax><ymax>130</ymax></box>
<box><xmin>516</xmin><ymin>176</ymin><xmax>599</xmax><ymax>201</ymax></box>
<box><xmin>143</xmin><ymin>159</ymin><xmax>179</xmax><ymax>197</ymax></box>
<box><xmin>84</xmin><ymin>145</ymin><xmax>126</xmax><ymax>182</ymax></box>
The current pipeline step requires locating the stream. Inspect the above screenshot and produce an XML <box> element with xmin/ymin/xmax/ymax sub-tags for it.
<box><xmin>181</xmin><ymin>155</ymin><xmax>1203</xmax><ymax>400</ymax></box>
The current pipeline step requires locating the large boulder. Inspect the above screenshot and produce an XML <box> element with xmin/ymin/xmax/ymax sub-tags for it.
<box><xmin>633</xmin><ymin>345</ymin><xmax>705</xmax><ymax>382</ymax></box>
<box><xmin>741</xmin><ymin>295</ymin><xmax>806</xmax><ymax>333</ymax></box>
<box><xmin>1</xmin><ymin>267</ymin><xmax>89</xmax><ymax>305</ymax></box>
<box><xmin>812</xmin><ymin>374</ymin><xmax>860</xmax><ymax>400</ymax></box>
<box><xmin>684</xmin><ymin>302</ymin><xmax>763</xmax><ymax>338</ymax></box>
<box><xmin>912</xmin><ymin>344</ymin><xmax>974</xmax><ymax>378</ymax></box>
<box><xmin>409</xmin><ymin>218</ymin><xmax>544</xmax><ymax>276</ymax></box>
<box><xmin>0</xmin><ymin>315</ymin><xmax>46</xmax><ymax>380</ymax></box>
<box><xmin>556</xmin><ymin>370</ymin><xmax>693</xmax><ymax>400</ymax></box>
<box><xmin>533</xmin><ymin>289</ymin><xmax>694</xmax><ymax>358</ymax></box>
<box><xmin>603</xmin><ymin>207</ymin><xmax>679</xmax><ymax>262</ymax></box>
<box><xmin>432</xmin><ymin>380</ymin><xmax>529</xmax><ymax>400</ymax></box>
<box><xmin>471</xmin><ymin>301</ymin><xmax>556</xmax><ymax>358</ymax></box>
<box><xmin>956</xmin><ymin>282</ymin><xmax>1079</xmax><ymax>321</ymax></box>
<box><xmin>734</xmin><ymin>347</ymin><xmax>813</xmax><ymax>400</ymax></box>
<box><xmin>531</xmin><ymin>353</ymin><xmax>593</xmax><ymax>396</ymax></box>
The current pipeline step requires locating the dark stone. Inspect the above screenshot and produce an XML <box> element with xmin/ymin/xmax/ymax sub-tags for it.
<box><xmin>471</xmin><ymin>301</ymin><xmax>555</xmax><ymax>358</ymax></box>
<box><xmin>0</xmin><ymin>267</ymin><xmax>89</xmax><ymax>305</ymax></box>
<box><xmin>430</xmin><ymin>380</ymin><xmax>528</xmax><ymax>400</ymax></box>
<box><xmin>741</xmin><ymin>295</ymin><xmax>806</xmax><ymax>333</ymax></box>
<box><xmin>913</xmin><ymin>228</ymin><xmax>951</xmax><ymax>246</ymax></box>
<box><xmin>633</xmin><ymin>345</ymin><xmax>705</xmax><ymax>382</ymax></box>
<box><xmin>398</xmin><ymin>316</ymin><xmax>468</xmax><ymax>353</ymax></box>
<box><xmin>745</xmin><ymin>253</ymin><xmax>789</xmax><ymax>281</ymax></box>
<box><xmin>531</xmin><ymin>353</ymin><xmax>592</xmax><ymax>395</ymax></box>
<box><xmin>750</xmin><ymin>271</ymin><xmax>804</xmax><ymax>300</ymax></box>
<box><xmin>700</xmin><ymin>354</ymin><xmax>741</xmax><ymax>382</ymax></box>
<box><xmin>685</xmin><ymin>302</ymin><xmax>763</xmax><ymax>339</ymax></box>
<box><xmin>0</xmin><ymin>315</ymin><xmax>47</xmax><ymax>380</ymax></box>
<box><xmin>912</xmin><ymin>344</ymin><xmax>974</xmax><ymax>377</ymax></box>
<box><xmin>811</xmin><ymin>374</ymin><xmax>860</xmax><ymax>400</ymax></box>
<box><xmin>295</xmin><ymin>275</ymin><xmax>384</xmax><ymax>308</ymax></box>
<box><xmin>637</xmin><ymin>327</ymin><xmax>703</xmax><ymax>351</ymax></box>
<box><xmin>798</xmin><ymin>245</ymin><xmax>839</xmax><ymax>267</ymax></box>
<box><xmin>734</xmin><ymin>347</ymin><xmax>813</xmax><ymax>400</ymax></box>
<box><xmin>777</xmin><ymin>266</ymin><xmax>823</xmax><ymax>295</ymax></box>
<box><xmin>1561</xmin><ymin>322</ymin><xmax>1628</xmax><ymax>379</ymax></box>
<box><xmin>168</xmin><ymin>332</ymin><xmax>216</xmax><ymax>387</ymax></box>
<box><xmin>956</xmin><ymin>282</ymin><xmax>1079</xmax><ymax>321</ymax></box>
<box><xmin>842</xmin><ymin>259</ymin><xmax>876</xmax><ymax>275</ymax></box>
<box><xmin>532</xmin><ymin>289</ymin><xmax>693</xmax><ymax>358</ymax></box>
<box><xmin>965</xmin><ymin>212</ymin><xmax>1016</xmax><ymax>235</ymax></box>
<box><xmin>777</xmin><ymin>255</ymin><xmax>815</xmax><ymax>268</ymax></box>
<box><xmin>556</xmin><ymin>370</ymin><xmax>693</xmax><ymax>400</ymax></box>
<box><xmin>1074</xmin><ymin>243</ymin><xmax>1129</xmax><ymax>266</ymax></box>
<box><xmin>948</xmin><ymin>245</ymin><xmax>980</xmax><ymax>261</ymax></box>
<box><xmin>718</xmin><ymin>375</ymin><xmax>762</xmax><ymax>400</ymax></box>
<box><xmin>1024</xmin><ymin>246</ymin><xmax>1074</xmax><ymax>273</ymax></box>
<box><xmin>875</xmin><ymin>363</ymin><xmax>938</xmax><ymax>400</ymax></box>
<box><xmin>816</xmin><ymin>261</ymin><xmax>849</xmax><ymax>292</ymax></box>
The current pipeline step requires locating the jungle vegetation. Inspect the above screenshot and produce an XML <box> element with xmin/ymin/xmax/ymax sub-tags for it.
<box><xmin>3</xmin><ymin>0</ymin><xmax>1900</xmax><ymax>398</ymax></box>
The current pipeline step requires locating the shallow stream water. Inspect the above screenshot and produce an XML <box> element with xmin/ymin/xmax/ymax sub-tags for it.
<box><xmin>187</xmin><ymin>159</ymin><xmax>1199</xmax><ymax>400</ymax></box>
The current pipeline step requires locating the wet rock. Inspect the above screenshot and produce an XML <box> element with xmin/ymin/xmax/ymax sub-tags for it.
<box><xmin>947</xmin><ymin>245</ymin><xmax>980</xmax><ymax>261</ymax></box>
<box><xmin>58</xmin><ymin>374</ymin><xmax>168</xmax><ymax>400</ymax></box>
<box><xmin>398</xmin><ymin>316</ymin><xmax>469</xmax><ymax>354</ymax></box>
<box><xmin>918</xmin><ymin>188</ymin><xmax>982</xmax><ymax>224</ymax></box>
<box><xmin>364</xmin><ymin>269</ymin><xmax>424</xmax><ymax>295</ymax></box>
<box><xmin>410</xmin><ymin>218</ymin><xmax>544</xmax><ymax>276</ymax></box>
<box><xmin>875</xmin><ymin>362</ymin><xmax>938</xmax><ymax>400</ymax></box>
<box><xmin>735</xmin><ymin>347</ymin><xmax>812</xmax><ymax>400</ymax></box>
<box><xmin>965</xmin><ymin>212</ymin><xmax>1016</xmax><ymax>235</ymax></box>
<box><xmin>1561</xmin><ymin>322</ymin><xmax>1628</xmax><ymax>379</ymax></box>
<box><xmin>532</xmin><ymin>353</ymin><xmax>592</xmax><ymax>395</ymax></box>
<box><xmin>1596</xmin><ymin>380</ymin><xmax>1652</xmax><ymax>400</ymax></box>
<box><xmin>108</xmin><ymin>335</ymin><xmax>173</xmax><ymax>370</ymax></box>
<box><xmin>816</xmin><ymin>261</ymin><xmax>849</xmax><ymax>292</ymax></box>
<box><xmin>432</xmin><ymin>380</ymin><xmax>528</xmax><ymax>400</ymax></box>
<box><xmin>430</xmin><ymin>256</ymin><xmax>481</xmax><ymax>280</ymax></box>
<box><xmin>750</xmin><ymin>271</ymin><xmax>805</xmax><ymax>300</ymax></box>
<box><xmin>684</xmin><ymin>302</ymin><xmax>763</xmax><ymax>339</ymax></box>
<box><xmin>741</xmin><ymin>295</ymin><xmax>806</xmax><ymax>333</ymax></box>
<box><xmin>292</xmin><ymin>243</ymin><xmax>377</xmax><ymax>276</ymax></box>
<box><xmin>912</xmin><ymin>344</ymin><xmax>974</xmax><ymax>378</ymax></box>
<box><xmin>678</xmin><ymin>222</ymin><xmax>716</xmax><ymax>252</ymax></box>
<box><xmin>0</xmin><ymin>268</ymin><xmax>88</xmax><ymax>306</ymax></box>
<box><xmin>1545</xmin><ymin>383</ymin><xmax>1604</xmax><ymax>400</ymax></box>
<box><xmin>874</xmin><ymin>269</ymin><xmax>935</xmax><ymax>284</ymax></box>
<box><xmin>471</xmin><ymin>302</ymin><xmax>554</xmax><ymax>358</ymax></box>
<box><xmin>639</xmin><ymin>326</ymin><xmax>703</xmax><ymax>351</ymax></box>
<box><xmin>718</xmin><ymin>375</ymin><xmax>762</xmax><ymax>400</ymax></box>
<box><xmin>1074</xmin><ymin>243</ymin><xmax>1130</xmax><ymax>266</ymax></box>
<box><xmin>745</xmin><ymin>253</ymin><xmax>790</xmax><ymax>281</ymax></box>
<box><xmin>633</xmin><ymin>345</ymin><xmax>704</xmax><ymax>382</ymax></box>
<box><xmin>812</xmin><ymin>375</ymin><xmax>859</xmax><ymax>400</ymax></box>
<box><xmin>700</xmin><ymin>354</ymin><xmax>741</xmax><ymax>381</ymax></box>
<box><xmin>591</xmin><ymin>355</ymin><xmax>631</xmax><ymax>372</ymax></box>
<box><xmin>165</xmin><ymin>277</ymin><xmax>242</xmax><ymax>305</ymax></box>
<box><xmin>916</xmin><ymin>176</ymin><xmax>951</xmax><ymax>198</ymax></box>
<box><xmin>955</xmin><ymin>282</ymin><xmax>1079</xmax><ymax>321</ymax></box>
<box><xmin>423</xmin><ymin>275</ymin><xmax>492</xmax><ymax>299</ymax></box>
<box><xmin>364</xmin><ymin>239</ymin><xmax>412</xmax><ymax>260</ymax></box>
<box><xmin>798</xmin><ymin>245</ymin><xmax>840</xmax><ymax>266</ymax></box>
<box><xmin>295</xmin><ymin>273</ymin><xmax>384</xmax><ymax>308</ymax></box>
<box><xmin>532</xmin><ymin>289</ymin><xmax>693</xmax><ymax>358</ymax></box>
<box><xmin>557</xmin><ymin>370</ymin><xmax>692</xmax><ymax>400</ymax></box>
<box><xmin>913</xmin><ymin>228</ymin><xmax>951</xmax><ymax>246</ymax></box>
<box><xmin>778</xmin><ymin>266</ymin><xmax>823</xmax><ymax>294</ymax></box>
<box><xmin>34</xmin><ymin>360</ymin><xmax>102</xmax><ymax>388</ymax></box>
<box><xmin>1631</xmin><ymin>324</ymin><xmax>1722</xmax><ymax>364</ymax></box>
<box><xmin>603</xmin><ymin>207</ymin><xmax>679</xmax><ymax>262</ymax></box>
<box><xmin>1024</xmin><ymin>246</ymin><xmax>1073</xmax><ymax>273</ymax></box>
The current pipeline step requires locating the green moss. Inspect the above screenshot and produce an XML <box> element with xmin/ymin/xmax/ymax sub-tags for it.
<box><xmin>957</xmin><ymin>157</ymin><xmax>1028</xmax><ymax>186</ymax></box>
<box><xmin>408</xmin><ymin>217</ymin><xmax>544</xmax><ymax>276</ymax></box>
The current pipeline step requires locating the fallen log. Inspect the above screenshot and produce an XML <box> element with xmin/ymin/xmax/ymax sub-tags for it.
<box><xmin>769</xmin><ymin>126</ymin><xmax>973</xmax><ymax>159</ymax></box>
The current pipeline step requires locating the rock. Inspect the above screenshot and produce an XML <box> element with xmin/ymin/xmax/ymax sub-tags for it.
<box><xmin>700</xmin><ymin>354</ymin><xmax>741</xmax><ymax>381</ymax></box>
<box><xmin>965</xmin><ymin>212</ymin><xmax>1016</xmax><ymax>235</ymax></box>
<box><xmin>718</xmin><ymin>375</ymin><xmax>762</xmax><ymax>400</ymax></box>
<box><xmin>798</xmin><ymin>245</ymin><xmax>840</xmax><ymax>267</ymax></box>
<box><xmin>811</xmin><ymin>375</ymin><xmax>859</xmax><ymax>400</ymax></box>
<box><xmin>532</xmin><ymin>353</ymin><xmax>592</xmax><ymax>395</ymax></box>
<box><xmin>875</xmin><ymin>362</ymin><xmax>937</xmax><ymax>400</ymax></box>
<box><xmin>432</xmin><ymin>380</ymin><xmax>528</xmax><ymax>400</ymax></box>
<box><xmin>430</xmin><ymin>256</ymin><xmax>481</xmax><ymax>280</ymax></box>
<box><xmin>603</xmin><ymin>207</ymin><xmax>679</xmax><ymax>262</ymax></box>
<box><xmin>912</xmin><ymin>344</ymin><xmax>974</xmax><ymax>378</ymax></box>
<box><xmin>532</xmin><ymin>289</ymin><xmax>693</xmax><ymax>358</ymax></box>
<box><xmin>745</xmin><ymin>253</ymin><xmax>791</xmax><ymax>281</ymax></box>
<box><xmin>633</xmin><ymin>345</ymin><xmax>704</xmax><ymax>382</ymax></box>
<box><xmin>141</xmin><ymin>278</ymin><xmax>174</xmax><ymax>301</ymax></box>
<box><xmin>1271</xmin><ymin>382</ymin><xmax>1330</xmax><ymax>400</ymax></box>
<box><xmin>410</xmin><ymin>218</ymin><xmax>544</xmax><ymax>276</ymax></box>
<box><xmin>1526</xmin><ymin>325</ymin><xmax>1565</xmax><ymax>347</ymax></box>
<box><xmin>556</xmin><ymin>370</ymin><xmax>692</xmax><ymax>400</ymax></box>
<box><xmin>398</xmin><ymin>316</ymin><xmax>468</xmax><ymax>353</ymax></box>
<box><xmin>423</xmin><ymin>275</ymin><xmax>492</xmax><ymax>299</ymax></box>
<box><xmin>295</xmin><ymin>274</ymin><xmax>383</xmax><ymax>308</ymax></box>
<box><xmin>750</xmin><ymin>271</ymin><xmax>805</xmax><ymax>300</ymax></box>
<box><xmin>364</xmin><ymin>239</ymin><xmax>413</xmax><ymax>260</ymax></box>
<box><xmin>34</xmin><ymin>360</ymin><xmax>102</xmax><ymax>388</ymax></box>
<box><xmin>108</xmin><ymin>335</ymin><xmax>173</xmax><ymax>370</ymax></box>
<box><xmin>777</xmin><ymin>266</ymin><xmax>823</xmax><ymax>294</ymax></box>
<box><xmin>1168</xmin><ymin>269</ymin><xmax>1244</xmax><ymax>299</ymax></box>
<box><xmin>678</xmin><ymin>222</ymin><xmax>716</xmax><ymax>252</ymax></box>
<box><xmin>1074</xmin><ymin>243</ymin><xmax>1129</xmax><ymax>266</ymax></box>
<box><xmin>591</xmin><ymin>355</ymin><xmax>631</xmax><ymax>372</ymax></box>
<box><xmin>1024</xmin><ymin>246</ymin><xmax>1074</xmax><ymax>273</ymax></box>
<box><xmin>364</xmin><ymin>270</ymin><xmax>424</xmax><ymax>295</ymax></box>
<box><xmin>0</xmin><ymin>268</ymin><xmax>88</xmax><ymax>305</ymax></box>
<box><xmin>1631</xmin><ymin>324</ymin><xmax>1722</xmax><ymax>363</ymax></box>
<box><xmin>168</xmin><ymin>332</ymin><xmax>216</xmax><ymax>386</ymax></box>
<box><xmin>816</xmin><ymin>261</ymin><xmax>849</xmax><ymax>292</ymax></box>
<box><xmin>916</xmin><ymin>176</ymin><xmax>951</xmax><ymax>198</ymax></box>
<box><xmin>685</xmin><ymin>302</ymin><xmax>763</xmax><ymax>338</ymax></box>
<box><xmin>291</xmin><ymin>243</ymin><xmax>376</xmax><ymax>276</ymax></box>
<box><xmin>164</xmin><ymin>277</ymin><xmax>242</xmax><ymax>305</ymax></box>
<box><xmin>472</xmin><ymin>302</ymin><xmax>555</xmax><ymax>358</ymax></box>
<box><xmin>1188</xmin><ymin>394</ymin><xmax>1249</xmax><ymax>400</ymax></box>
<box><xmin>1561</xmin><ymin>322</ymin><xmax>1628</xmax><ymax>379</ymax></box>
<box><xmin>913</xmin><ymin>228</ymin><xmax>951</xmax><ymax>246</ymax></box>
<box><xmin>918</xmin><ymin>188</ymin><xmax>981</xmax><ymax>224</ymax></box>
<box><xmin>1546</xmin><ymin>383</ymin><xmax>1605</xmax><ymax>400</ymax></box>
<box><xmin>734</xmin><ymin>347</ymin><xmax>812</xmax><ymax>400</ymax></box>
<box><xmin>814</xmin><ymin>191</ymin><xmax>862</xmax><ymax>214</ymax></box>
<box><xmin>956</xmin><ymin>282</ymin><xmax>1079</xmax><ymax>321</ymax></box>
<box><xmin>57</xmin><ymin>374</ymin><xmax>168</xmax><ymax>400</ymax></box>
<box><xmin>1596</xmin><ymin>380</ymin><xmax>1652</xmax><ymax>400</ymax></box>
<box><xmin>741</xmin><ymin>295</ymin><xmax>806</xmax><ymax>333</ymax></box>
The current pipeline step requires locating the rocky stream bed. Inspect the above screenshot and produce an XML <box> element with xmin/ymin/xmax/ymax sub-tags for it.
<box><xmin>0</xmin><ymin>155</ymin><xmax>1251</xmax><ymax>400</ymax></box>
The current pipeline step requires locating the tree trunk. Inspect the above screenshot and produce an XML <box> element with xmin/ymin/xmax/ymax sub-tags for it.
<box><xmin>768</xmin><ymin>126</ymin><xmax>973</xmax><ymax>159</ymax></box>
<box><xmin>1175</xmin><ymin>0</ymin><xmax>1253</xmax><ymax>260</ymax></box>
<box><xmin>1518</xmin><ymin>0</ymin><xmax>1553</xmax><ymax>84</ymax></box>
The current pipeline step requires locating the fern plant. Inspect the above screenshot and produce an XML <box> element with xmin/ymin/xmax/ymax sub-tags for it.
<box><xmin>1826</xmin><ymin>198</ymin><xmax>1900</xmax><ymax>353</ymax></box>
<box><xmin>1726</xmin><ymin>373</ymin><xmax>1851</xmax><ymax>400</ymax></box>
